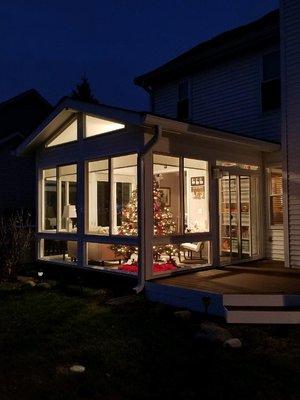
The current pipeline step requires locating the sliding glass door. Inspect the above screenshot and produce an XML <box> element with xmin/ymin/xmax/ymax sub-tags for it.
<box><xmin>219</xmin><ymin>172</ymin><xmax>259</xmax><ymax>265</ymax></box>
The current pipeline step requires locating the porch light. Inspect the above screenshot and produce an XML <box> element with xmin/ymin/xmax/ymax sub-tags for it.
<box><xmin>38</xmin><ymin>271</ymin><xmax>44</xmax><ymax>283</ymax></box>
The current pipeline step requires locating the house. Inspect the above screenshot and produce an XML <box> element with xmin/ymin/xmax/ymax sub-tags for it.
<box><xmin>0</xmin><ymin>89</ymin><xmax>52</xmax><ymax>216</ymax></box>
<box><xmin>15</xmin><ymin>1</ymin><xmax>300</xmax><ymax>323</ymax></box>
<box><xmin>135</xmin><ymin>9</ymin><xmax>283</xmax><ymax>263</ymax></box>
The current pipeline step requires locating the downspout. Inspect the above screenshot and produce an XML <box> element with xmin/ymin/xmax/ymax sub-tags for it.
<box><xmin>134</xmin><ymin>123</ymin><xmax>162</xmax><ymax>293</ymax></box>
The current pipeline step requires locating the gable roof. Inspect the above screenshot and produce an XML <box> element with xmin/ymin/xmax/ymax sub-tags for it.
<box><xmin>0</xmin><ymin>89</ymin><xmax>52</xmax><ymax>144</ymax></box>
<box><xmin>16</xmin><ymin>97</ymin><xmax>145</xmax><ymax>155</ymax></box>
<box><xmin>135</xmin><ymin>9</ymin><xmax>279</xmax><ymax>89</ymax></box>
<box><xmin>16</xmin><ymin>97</ymin><xmax>279</xmax><ymax>156</ymax></box>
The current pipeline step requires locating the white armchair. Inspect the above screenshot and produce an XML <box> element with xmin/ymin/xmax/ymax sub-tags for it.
<box><xmin>180</xmin><ymin>242</ymin><xmax>205</xmax><ymax>261</ymax></box>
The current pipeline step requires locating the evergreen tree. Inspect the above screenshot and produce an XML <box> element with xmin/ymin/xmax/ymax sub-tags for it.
<box><xmin>71</xmin><ymin>76</ymin><xmax>99</xmax><ymax>104</ymax></box>
<box><xmin>113</xmin><ymin>177</ymin><xmax>177</xmax><ymax>263</ymax></box>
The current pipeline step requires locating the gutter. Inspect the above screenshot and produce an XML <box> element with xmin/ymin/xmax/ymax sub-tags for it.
<box><xmin>134</xmin><ymin>124</ymin><xmax>162</xmax><ymax>293</ymax></box>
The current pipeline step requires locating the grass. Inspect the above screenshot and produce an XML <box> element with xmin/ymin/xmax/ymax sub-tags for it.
<box><xmin>0</xmin><ymin>282</ymin><xmax>300</xmax><ymax>400</ymax></box>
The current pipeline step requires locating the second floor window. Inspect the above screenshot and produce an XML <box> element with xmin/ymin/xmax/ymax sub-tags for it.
<box><xmin>261</xmin><ymin>51</ymin><xmax>281</xmax><ymax>112</ymax></box>
<box><xmin>177</xmin><ymin>80</ymin><xmax>189</xmax><ymax>120</ymax></box>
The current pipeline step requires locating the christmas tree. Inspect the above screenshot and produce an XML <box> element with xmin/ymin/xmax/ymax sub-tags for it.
<box><xmin>152</xmin><ymin>177</ymin><xmax>177</xmax><ymax>261</ymax></box>
<box><xmin>112</xmin><ymin>176</ymin><xmax>178</xmax><ymax>263</ymax></box>
<box><xmin>112</xmin><ymin>189</ymin><xmax>138</xmax><ymax>260</ymax></box>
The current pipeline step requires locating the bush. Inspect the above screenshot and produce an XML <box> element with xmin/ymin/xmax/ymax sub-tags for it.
<box><xmin>0</xmin><ymin>212</ymin><xmax>33</xmax><ymax>282</ymax></box>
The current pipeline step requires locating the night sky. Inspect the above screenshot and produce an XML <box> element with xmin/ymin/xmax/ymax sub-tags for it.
<box><xmin>1</xmin><ymin>0</ymin><xmax>278</xmax><ymax>110</ymax></box>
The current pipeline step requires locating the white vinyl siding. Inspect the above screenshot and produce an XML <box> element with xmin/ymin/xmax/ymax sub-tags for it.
<box><xmin>152</xmin><ymin>47</ymin><xmax>281</xmax><ymax>142</ymax></box>
<box><xmin>153</xmin><ymin>83</ymin><xmax>177</xmax><ymax>118</ymax></box>
<box><xmin>281</xmin><ymin>0</ymin><xmax>300</xmax><ymax>267</ymax></box>
<box><xmin>266</xmin><ymin>229</ymin><xmax>284</xmax><ymax>261</ymax></box>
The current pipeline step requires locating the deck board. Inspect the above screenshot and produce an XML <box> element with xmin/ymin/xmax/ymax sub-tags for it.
<box><xmin>153</xmin><ymin>261</ymin><xmax>300</xmax><ymax>294</ymax></box>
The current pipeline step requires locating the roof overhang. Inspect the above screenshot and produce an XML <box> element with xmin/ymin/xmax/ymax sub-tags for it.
<box><xmin>143</xmin><ymin>114</ymin><xmax>280</xmax><ymax>153</ymax></box>
<box><xmin>16</xmin><ymin>98</ymin><xmax>280</xmax><ymax>156</ymax></box>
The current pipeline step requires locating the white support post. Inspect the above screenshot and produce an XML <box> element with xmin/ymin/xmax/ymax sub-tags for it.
<box><xmin>57</xmin><ymin>166</ymin><xmax>62</xmax><ymax>232</ymax></box>
<box><xmin>210</xmin><ymin>161</ymin><xmax>220</xmax><ymax>267</ymax></box>
<box><xmin>137</xmin><ymin>150</ymin><xmax>153</xmax><ymax>290</ymax></box>
<box><xmin>77</xmin><ymin>114</ymin><xmax>85</xmax><ymax>267</ymax></box>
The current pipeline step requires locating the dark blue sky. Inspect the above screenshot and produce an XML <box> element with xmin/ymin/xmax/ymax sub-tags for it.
<box><xmin>1</xmin><ymin>0</ymin><xmax>278</xmax><ymax>110</ymax></box>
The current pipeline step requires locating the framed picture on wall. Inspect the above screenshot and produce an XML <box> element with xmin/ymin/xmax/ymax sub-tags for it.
<box><xmin>159</xmin><ymin>187</ymin><xmax>171</xmax><ymax>207</ymax></box>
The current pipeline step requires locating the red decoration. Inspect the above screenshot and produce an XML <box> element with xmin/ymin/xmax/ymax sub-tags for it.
<box><xmin>119</xmin><ymin>262</ymin><xmax>177</xmax><ymax>273</ymax></box>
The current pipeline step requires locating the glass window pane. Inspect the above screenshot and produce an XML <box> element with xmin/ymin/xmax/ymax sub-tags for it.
<box><xmin>271</xmin><ymin>173</ymin><xmax>283</xmax><ymax>195</ymax></box>
<box><xmin>152</xmin><ymin>240</ymin><xmax>211</xmax><ymax>276</ymax></box>
<box><xmin>153</xmin><ymin>155</ymin><xmax>180</xmax><ymax>235</ymax></box>
<box><xmin>184</xmin><ymin>158</ymin><xmax>209</xmax><ymax>233</ymax></box>
<box><xmin>59</xmin><ymin>164</ymin><xmax>77</xmax><ymax>232</ymax></box>
<box><xmin>43</xmin><ymin>168</ymin><xmax>57</xmax><ymax>231</ymax></box>
<box><xmin>86</xmin><ymin>115</ymin><xmax>125</xmax><ymax>138</ymax></box>
<box><xmin>86</xmin><ymin>242</ymin><xmax>139</xmax><ymax>275</ymax></box>
<box><xmin>270</xmin><ymin>172</ymin><xmax>283</xmax><ymax>226</ymax></box>
<box><xmin>111</xmin><ymin>154</ymin><xmax>138</xmax><ymax>236</ymax></box>
<box><xmin>271</xmin><ymin>196</ymin><xmax>283</xmax><ymax>225</ymax></box>
<box><xmin>87</xmin><ymin>159</ymin><xmax>109</xmax><ymax>235</ymax></box>
<box><xmin>263</xmin><ymin>51</ymin><xmax>280</xmax><ymax>81</ymax></box>
<box><xmin>39</xmin><ymin>239</ymin><xmax>77</xmax><ymax>264</ymax></box>
<box><xmin>46</xmin><ymin>120</ymin><xmax>77</xmax><ymax>147</ymax></box>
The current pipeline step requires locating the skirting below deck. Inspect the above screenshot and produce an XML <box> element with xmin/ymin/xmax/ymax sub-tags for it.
<box><xmin>145</xmin><ymin>261</ymin><xmax>300</xmax><ymax>323</ymax></box>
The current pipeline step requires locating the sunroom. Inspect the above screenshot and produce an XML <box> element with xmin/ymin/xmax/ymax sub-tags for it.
<box><xmin>17</xmin><ymin>98</ymin><xmax>280</xmax><ymax>288</ymax></box>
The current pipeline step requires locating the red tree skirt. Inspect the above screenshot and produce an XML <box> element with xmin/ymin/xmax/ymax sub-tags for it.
<box><xmin>119</xmin><ymin>262</ymin><xmax>177</xmax><ymax>273</ymax></box>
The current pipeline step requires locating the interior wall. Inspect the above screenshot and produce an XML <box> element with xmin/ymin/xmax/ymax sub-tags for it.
<box><xmin>185</xmin><ymin>168</ymin><xmax>209</xmax><ymax>232</ymax></box>
<box><xmin>158</xmin><ymin>171</ymin><xmax>180</xmax><ymax>229</ymax></box>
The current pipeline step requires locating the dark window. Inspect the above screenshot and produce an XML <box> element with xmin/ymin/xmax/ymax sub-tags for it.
<box><xmin>261</xmin><ymin>51</ymin><xmax>281</xmax><ymax>112</ymax></box>
<box><xmin>263</xmin><ymin>52</ymin><xmax>280</xmax><ymax>81</ymax></box>
<box><xmin>177</xmin><ymin>80</ymin><xmax>189</xmax><ymax>120</ymax></box>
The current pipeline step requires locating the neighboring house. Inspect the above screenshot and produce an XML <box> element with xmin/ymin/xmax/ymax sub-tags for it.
<box><xmin>14</xmin><ymin>1</ymin><xmax>300</xmax><ymax>323</ymax></box>
<box><xmin>0</xmin><ymin>89</ymin><xmax>52</xmax><ymax>216</ymax></box>
<box><xmin>135</xmin><ymin>9</ymin><xmax>284</xmax><ymax>262</ymax></box>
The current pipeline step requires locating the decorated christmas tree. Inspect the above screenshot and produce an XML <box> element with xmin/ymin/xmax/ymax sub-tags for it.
<box><xmin>112</xmin><ymin>189</ymin><xmax>138</xmax><ymax>260</ymax></box>
<box><xmin>113</xmin><ymin>176</ymin><xmax>178</xmax><ymax>263</ymax></box>
<box><xmin>152</xmin><ymin>177</ymin><xmax>177</xmax><ymax>261</ymax></box>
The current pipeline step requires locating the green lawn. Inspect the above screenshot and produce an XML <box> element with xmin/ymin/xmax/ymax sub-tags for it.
<box><xmin>0</xmin><ymin>283</ymin><xmax>300</xmax><ymax>400</ymax></box>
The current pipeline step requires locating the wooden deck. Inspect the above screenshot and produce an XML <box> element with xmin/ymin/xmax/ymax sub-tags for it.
<box><xmin>152</xmin><ymin>261</ymin><xmax>300</xmax><ymax>294</ymax></box>
<box><xmin>145</xmin><ymin>261</ymin><xmax>300</xmax><ymax>323</ymax></box>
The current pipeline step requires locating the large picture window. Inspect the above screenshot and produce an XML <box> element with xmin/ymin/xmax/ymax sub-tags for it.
<box><xmin>59</xmin><ymin>164</ymin><xmax>77</xmax><ymax>232</ymax></box>
<box><xmin>153</xmin><ymin>154</ymin><xmax>209</xmax><ymax>236</ymax></box>
<box><xmin>111</xmin><ymin>154</ymin><xmax>137</xmax><ymax>235</ymax></box>
<box><xmin>87</xmin><ymin>159</ymin><xmax>109</xmax><ymax>235</ymax></box>
<box><xmin>41</xmin><ymin>164</ymin><xmax>77</xmax><ymax>232</ymax></box>
<box><xmin>153</xmin><ymin>155</ymin><xmax>180</xmax><ymax>235</ymax></box>
<box><xmin>184</xmin><ymin>158</ymin><xmax>209</xmax><ymax>233</ymax></box>
<box><xmin>87</xmin><ymin>154</ymin><xmax>137</xmax><ymax>236</ymax></box>
<box><xmin>43</xmin><ymin>168</ymin><xmax>57</xmax><ymax>231</ymax></box>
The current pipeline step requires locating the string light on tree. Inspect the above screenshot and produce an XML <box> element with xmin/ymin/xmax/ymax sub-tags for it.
<box><xmin>112</xmin><ymin>176</ymin><xmax>178</xmax><ymax>265</ymax></box>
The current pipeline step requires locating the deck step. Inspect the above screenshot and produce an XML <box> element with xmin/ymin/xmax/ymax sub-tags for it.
<box><xmin>223</xmin><ymin>294</ymin><xmax>300</xmax><ymax>307</ymax></box>
<box><xmin>225</xmin><ymin>306</ymin><xmax>300</xmax><ymax>324</ymax></box>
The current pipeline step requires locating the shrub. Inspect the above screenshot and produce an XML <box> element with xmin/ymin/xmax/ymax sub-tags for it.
<box><xmin>0</xmin><ymin>212</ymin><xmax>33</xmax><ymax>282</ymax></box>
